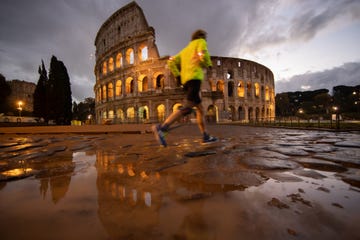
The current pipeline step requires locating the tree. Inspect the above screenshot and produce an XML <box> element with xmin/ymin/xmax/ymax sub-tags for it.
<box><xmin>48</xmin><ymin>56</ymin><xmax>72</xmax><ymax>125</ymax></box>
<box><xmin>275</xmin><ymin>93</ymin><xmax>291</xmax><ymax>116</ymax></box>
<box><xmin>0</xmin><ymin>73</ymin><xmax>12</xmax><ymax>113</ymax></box>
<box><xmin>33</xmin><ymin>60</ymin><xmax>48</xmax><ymax>121</ymax></box>
<box><xmin>72</xmin><ymin>97</ymin><xmax>95</xmax><ymax>122</ymax></box>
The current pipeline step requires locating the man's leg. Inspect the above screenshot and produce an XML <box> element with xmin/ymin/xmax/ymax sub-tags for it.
<box><xmin>195</xmin><ymin>103</ymin><xmax>206</xmax><ymax>134</ymax></box>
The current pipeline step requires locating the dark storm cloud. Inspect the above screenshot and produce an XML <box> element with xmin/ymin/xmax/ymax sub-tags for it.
<box><xmin>0</xmin><ymin>0</ymin><xmax>359</xmax><ymax>102</ymax></box>
<box><xmin>289</xmin><ymin>0</ymin><xmax>360</xmax><ymax>41</ymax></box>
<box><xmin>276</xmin><ymin>61</ymin><xmax>360</xmax><ymax>93</ymax></box>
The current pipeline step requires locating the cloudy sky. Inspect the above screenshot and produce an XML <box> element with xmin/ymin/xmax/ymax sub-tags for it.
<box><xmin>0</xmin><ymin>0</ymin><xmax>359</xmax><ymax>102</ymax></box>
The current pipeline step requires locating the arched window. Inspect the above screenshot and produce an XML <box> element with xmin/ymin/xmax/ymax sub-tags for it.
<box><xmin>127</xmin><ymin>107</ymin><xmax>135</xmax><ymax>120</ymax></box>
<box><xmin>139</xmin><ymin>45</ymin><xmax>148</xmax><ymax>61</ymax></box>
<box><xmin>126</xmin><ymin>77</ymin><xmax>134</xmax><ymax>94</ymax></box>
<box><xmin>247</xmin><ymin>82</ymin><xmax>252</xmax><ymax>97</ymax></box>
<box><xmin>157</xmin><ymin>104</ymin><xmax>165</xmax><ymax>122</ymax></box>
<box><xmin>102</xmin><ymin>61</ymin><xmax>107</xmax><ymax>75</ymax></box>
<box><xmin>107</xmin><ymin>83</ymin><xmax>113</xmax><ymax>99</ymax></box>
<box><xmin>117</xmin><ymin>108</ymin><xmax>124</xmax><ymax>121</ymax></box>
<box><xmin>116</xmin><ymin>53</ymin><xmax>122</xmax><ymax>68</ymax></box>
<box><xmin>255</xmin><ymin>83</ymin><xmax>260</xmax><ymax>97</ymax></box>
<box><xmin>173</xmin><ymin>103</ymin><xmax>183</xmax><ymax>113</ymax></box>
<box><xmin>138</xmin><ymin>106</ymin><xmax>149</xmax><ymax>121</ymax></box>
<box><xmin>265</xmin><ymin>86</ymin><xmax>270</xmax><ymax>101</ymax></box>
<box><xmin>102</xmin><ymin>85</ymin><xmax>107</xmax><ymax>101</ymax></box>
<box><xmin>156</xmin><ymin>74</ymin><xmax>165</xmax><ymax>89</ymax></box>
<box><xmin>216</xmin><ymin>80</ymin><xmax>224</xmax><ymax>93</ymax></box>
<box><xmin>126</xmin><ymin>48</ymin><xmax>134</xmax><ymax>64</ymax></box>
<box><xmin>142</xmin><ymin>76</ymin><xmax>148</xmax><ymax>92</ymax></box>
<box><xmin>228</xmin><ymin>81</ymin><xmax>234</xmax><ymax>97</ymax></box>
<box><xmin>108</xmin><ymin>58</ymin><xmax>114</xmax><ymax>72</ymax></box>
<box><xmin>116</xmin><ymin>80</ymin><xmax>122</xmax><ymax>96</ymax></box>
<box><xmin>138</xmin><ymin>75</ymin><xmax>148</xmax><ymax>92</ymax></box>
<box><xmin>237</xmin><ymin>81</ymin><xmax>245</xmax><ymax>97</ymax></box>
<box><xmin>108</xmin><ymin>110</ymin><xmax>114</xmax><ymax>119</ymax></box>
<box><xmin>226</xmin><ymin>70</ymin><xmax>233</xmax><ymax>80</ymax></box>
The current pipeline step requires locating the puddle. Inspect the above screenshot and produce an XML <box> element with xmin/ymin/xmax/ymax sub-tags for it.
<box><xmin>0</xmin><ymin>149</ymin><xmax>358</xmax><ymax>240</ymax></box>
<box><xmin>0</xmin><ymin>128</ymin><xmax>359</xmax><ymax>239</ymax></box>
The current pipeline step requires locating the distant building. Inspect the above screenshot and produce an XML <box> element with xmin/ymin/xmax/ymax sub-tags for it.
<box><xmin>7</xmin><ymin>79</ymin><xmax>36</xmax><ymax>113</ymax></box>
<box><xmin>94</xmin><ymin>1</ymin><xmax>275</xmax><ymax>124</ymax></box>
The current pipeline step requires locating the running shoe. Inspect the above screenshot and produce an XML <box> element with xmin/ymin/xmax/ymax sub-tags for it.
<box><xmin>152</xmin><ymin>124</ymin><xmax>167</xmax><ymax>147</ymax></box>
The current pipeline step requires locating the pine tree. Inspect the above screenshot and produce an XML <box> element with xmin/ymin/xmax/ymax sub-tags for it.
<box><xmin>48</xmin><ymin>56</ymin><xmax>72</xmax><ymax>125</ymax></box>
<box><xmin>0</xmin><ymin>73</ymin><xmax>12</xmax><ymax>113</ymax></box>
<box><xmin>33</xmin><ymin>60</ymin><xmax>48</xmax><ymax>121</ymax></box>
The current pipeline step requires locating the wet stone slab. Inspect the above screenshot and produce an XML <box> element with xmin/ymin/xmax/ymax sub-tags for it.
<box><xmin>0</xmin><ymin>126</ymin><xmax>359</xmax><ymax>240</ymax></box>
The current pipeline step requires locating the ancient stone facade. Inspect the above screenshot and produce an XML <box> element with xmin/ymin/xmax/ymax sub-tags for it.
<box><xmin>8</xmin><ymin>79</ymin><xmax>36</xmax><ymax>113</ymax></box>
<box><xmin>94</xmin><ymin>2</ymin><xmax>275</xmax><ymax>124</ymax></box>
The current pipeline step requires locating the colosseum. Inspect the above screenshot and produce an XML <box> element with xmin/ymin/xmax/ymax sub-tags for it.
<box><xmin>94</xmin><ymin>1</ymin><xmax>275</xmax><ymax>124</ymax></box>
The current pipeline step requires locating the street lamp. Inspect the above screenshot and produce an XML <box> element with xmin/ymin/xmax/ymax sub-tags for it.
<box><xmin>298</xmin><ymin>108</ymin><xmax>304</xmax><ymax>126</ymax></box>
<box><xmin>17</xmin><ymin>101</ymin><xmax>23</xmax><ymax>117</ymax></box>
<box><xmin>332</xmin><ymin>106</ymin><xmax>340</xmax><ymax>129</ymax></box>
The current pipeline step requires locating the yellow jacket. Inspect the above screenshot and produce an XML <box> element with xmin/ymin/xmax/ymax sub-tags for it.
<box><xmin>168</xmin><ymin>38</ymin><xmax>212</xmax><ymax>85</ymax></box>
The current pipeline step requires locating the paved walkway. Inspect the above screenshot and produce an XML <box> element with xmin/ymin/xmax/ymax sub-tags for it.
<box><xmin>0</xmin><ymin>124</ymin><xmax>151</xmax><ymax>134</ymax></box>
<box><xmin>0</xmin><ymin>124</ymin><xmax>359</xmax><ymax>239</ymax></box>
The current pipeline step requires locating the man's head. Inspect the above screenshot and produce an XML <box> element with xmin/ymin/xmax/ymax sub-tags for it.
<box><xmin>191</xmin><ymin>29</ymin><xmax>207</xmax><ymax>40</ymax></box>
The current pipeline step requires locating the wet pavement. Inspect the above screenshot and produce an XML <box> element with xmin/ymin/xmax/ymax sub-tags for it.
<box><xmin>0</xmin><ymin>124</ymin><xmax>359</xmax><ymax>240</ymax></box>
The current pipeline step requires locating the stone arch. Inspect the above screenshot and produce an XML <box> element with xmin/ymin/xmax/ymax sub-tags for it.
<box><xmin>126</xmin><ymin>107</ymin><xmax>135</xmax><ymax>121</ymax></box>
<box><xmin>138</xmin><ymin>44</ymin><xmax>148</xmax><ymax>61</ymax></box>
<box><xmin>116</xmin><ymin>108</ymin><xmax>124</xmax><ymax>121</ymax></box>
<box><xmin>102</xmin><ymin>111</ymin><xmax>107</xmax><ymax>120</ymax></box>
<box><xmin>125</xmin><ymin>77</ymin><xmax>134</xmax><ymax>94</ymax></box>
<box><xmin>261</xmin><ymin>106</ymin><xmax>265</xmax><ymax>120</ymax></box>
<box><xmin>226</xmin><ymin>70</ymin><xmax>234</xmax><ymax>80</ymax></box>
<box><xmin>254</xmin><ymin>83</ymin><xmax>260</xmax><ymax>97</ymax></box>
<box><xmin>116</xmin><ymin>53</ymin><xmax>123</xmax><ymax>68</ymax></box>
<box><xmin>228</xmin><ymin>81</ymin><xmax>234</xmax><ymax>97</ymax></box>
<box><xmin>248</xmin><ymin>107</ymin><xmax>254</xmax><ymax>122</ymax></box>
<box><xmin>154</xmin><ymin>72</ymin><xmax>165</xmax><ymax>90</ymax></box>
<box><xmin>138</xmin><ymin>105</ymin><xmax>149</xmax><ymax>122</ymax></box>
<box><xmin>142</xmin><ymin>76</ymin><xmax>149</xmax><ymax>92</ymax></box>
<box><xmin>108</xmin><ymin>110</ymin><xmax>114</xmax><ymax>119</ymax></box>
<box><xmin>173</xmin><ymin>103</ymin><xmax>183</xmax><ymax>112</ymax></box>
<box><xmin>238</xmin><ymin>106</ymin><xmax>245</xmax><ymax>121</ymax></box>
<box><xmin>255</xmin><ymin>107</ymin><xmax>260</xmax><ymax>121</ymax></box>
<box><xmin>265</xmin><ymin>86</ymin><xmax>270</xmax><ymax>101</ymax></box>
<box><xmin>228</xmin><ymin>105</ymin><xmax>235</xmax><ymax>121</ymax></box>
<box><xmin>237</xmin><ymin>81</ymin><xmax>245</xmax><ymax>97</ymax></box>
<box><xmin>96</xmin><ymin>88</ymin><xmax>101</xmax><ymax>102</ymax></box>
<box><xmin>247</xmin><ymin>82</ymin><xmax>252</xmax><ymax>97</ymax></box>
<box><xmin>126</xmin><ymin>48</ymin><xmax>134</xmax><ymax>64</ymax></box>
<box><xmin>216</xmin><ymin>80</ymin><xmax>224</xmax><ymax>93</ymax></box>
<box><xmin>108</xmin><ymin>57</ymin><xmax>114</xmax><ymax>72</ymax></box>
<box><xmin>207</xmin><ymin>105</ymin><xmax>217</xmax><ymax>123</ymax></box>
<box><xmin>157</xmin><ymin>104</ymin><xmax>165</xmax><ymax>122</ymax></box>
<box><xmin>116</xmin><ymin>80</ymin><xmax>122</xmax><ymax>96</ymax></box>
<box><xmin>102</xmin><ymin>61</ymin><xmax>107</xmax><ymax>75</ymax></box>
<box><xmin>138</xmin><ymin>74</ymin><xmax>147</xmax><ymax>92</ymax></box>
<box><xmin>107</xmin><ymin>82</ymin><xmax>113</xmax><ymax>99</ymax></box>
<box><xmin>102</xmin><ymin>85</ymin><xmax>107</xmax><ymax>101</ymax></box>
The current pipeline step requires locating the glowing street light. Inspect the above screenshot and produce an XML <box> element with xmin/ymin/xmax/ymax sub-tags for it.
<box><xmin>17</xmin><ymin>101</ymin><xmax>23</xmax><ymax>117</ymax></box>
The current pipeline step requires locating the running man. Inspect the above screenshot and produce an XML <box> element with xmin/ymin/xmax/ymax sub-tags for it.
<box><xmin>152</xmin><ymin>29</ymin><xmax>218</xmax><ymax>147</ymax></box>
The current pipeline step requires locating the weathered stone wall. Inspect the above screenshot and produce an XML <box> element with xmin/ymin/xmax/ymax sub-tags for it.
<box><xmin>94</xmin><ymin>2</ymin><xmax>275</xmax><ymax>124</ymax></box>
<box><xmin>8</xmin><ymin>79</ymin><xmax>36</xmax><ymax>113</ymax></box>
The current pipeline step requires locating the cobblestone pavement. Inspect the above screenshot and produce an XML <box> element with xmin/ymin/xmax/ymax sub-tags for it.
<box><xmin>0</xmin><ymin>124</ymin><xmax>359</xmax><ymax>240</ymax></box>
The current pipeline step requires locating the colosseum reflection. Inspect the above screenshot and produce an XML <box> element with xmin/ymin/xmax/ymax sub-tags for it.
<box><xmin>94</xmin><ymin>2</ymin><xmax>275</xmax><ymax>124</ymax></box>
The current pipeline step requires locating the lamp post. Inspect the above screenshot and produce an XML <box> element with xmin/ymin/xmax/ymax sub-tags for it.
<box><xmin>332</xmin><ymin>106</ymin><xmax>339</xmax><ymax>129</ymax></box>
<box><xmin>17</xmin><ymin>101</ymin><xmax>23</xmax><ymax>117</ymax></box>
<box><xmin>298</xmin><ymin>109</ymin><xmax>304</xmax><ymax>126</ymax></box>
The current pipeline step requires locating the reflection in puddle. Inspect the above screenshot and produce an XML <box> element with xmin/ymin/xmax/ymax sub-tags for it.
<box><xmin>1</xmin><ymin>168</ymin><xmax>33</xmax><ymax>177</ymax></box>
<box><xmin>0</xmin><ymin>148</ymin><xmax>359</xmax><ymax>240</ymax></box>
